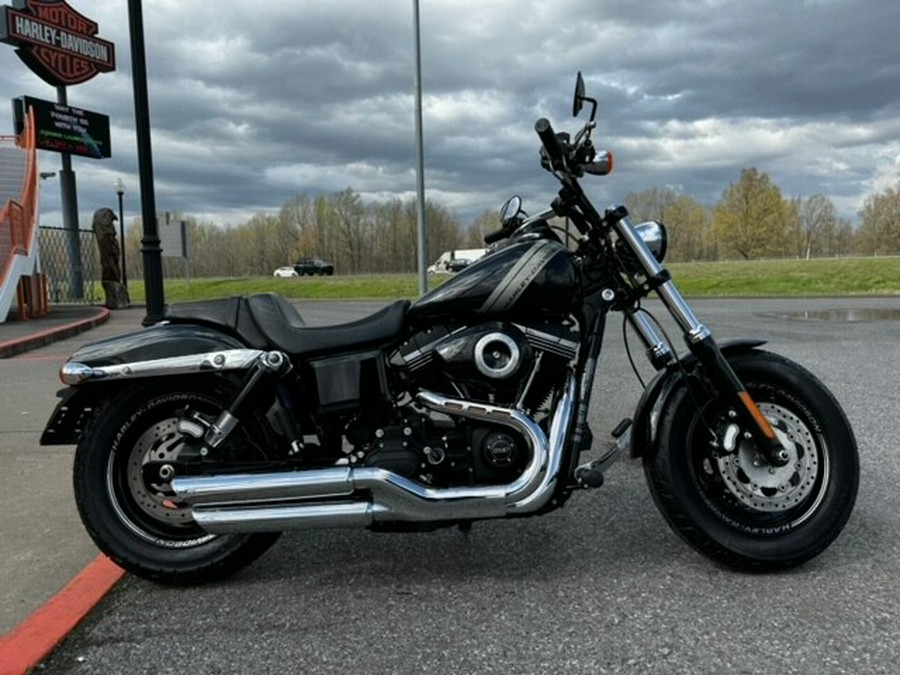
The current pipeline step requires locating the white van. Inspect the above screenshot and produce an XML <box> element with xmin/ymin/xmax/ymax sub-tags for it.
<box><xmin>427</xmin><ymin>248</ymin><xmax>486</xmax><ymax>274</ymax></box>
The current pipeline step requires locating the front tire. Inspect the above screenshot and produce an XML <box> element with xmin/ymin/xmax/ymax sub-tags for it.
<box><xmin>73</xmin><ymin>379</ymin><xmax>281</xmax><ymax>584</ymax></box>
<box><xmin>644</xmin><ymin>350</ymin><xmax>858</xmax><ymax>571</ymax></box>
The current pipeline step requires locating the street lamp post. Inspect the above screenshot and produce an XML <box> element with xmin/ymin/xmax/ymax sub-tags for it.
<box><xmin>115</xmin><ymin>177</ymin><xmax>127</xmax><ymax>289</ymax></box>
<box><xmin>127</xmin><ymin>0</ymin><xmax>165</xmax><ymax>325</ymax></box>
<box><xmin>412</xmin><ymin>0</ymin><xmax>428</xmax><ymax>296</ymax></box>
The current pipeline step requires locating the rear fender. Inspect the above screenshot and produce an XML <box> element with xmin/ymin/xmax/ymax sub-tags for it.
<box><xmin>629</xmin><ymin>339</ymin><xmax>766</xmax><ymax>459</ymax></box>
<box><xmin>41</xmin><ymin>324</ymin><xmax>253</xmax><ymax>445</ymax></box>
<box><xmin>59</xmin><ymin>324</ymin><xmax>264</xmax><ymax>384</ymax></box>
<box><xmin>64</xmin><ymin>323</ymin><xmax>248</xmax><ymax>368</ymax></box>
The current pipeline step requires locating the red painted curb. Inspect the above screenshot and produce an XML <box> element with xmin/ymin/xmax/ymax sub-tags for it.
<box><xmin>0</xmin><ymin>307</ymin><xmax>110</xmax><ymax>359</ymax></box>
<box><xmin>0</xmin><ymin>555</ymin><xmax>125</xmax><ymax>675</ymax></box>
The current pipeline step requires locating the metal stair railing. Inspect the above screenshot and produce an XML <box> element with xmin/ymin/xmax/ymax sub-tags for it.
<box><xmin>0</xmin><ymin>108</ymin><xmax>41</xmax><ymax>316</ymax></box>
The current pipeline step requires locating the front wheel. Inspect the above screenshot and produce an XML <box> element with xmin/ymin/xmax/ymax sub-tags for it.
<box><xmin>644</xmin><ymin>350</ymin><xmax>858</xmax><ymax>571</ymax></box>
<box><xmin>73</xmin><ymin>379</ymin><xmax>281</xmax><ymax>584</ymax></box>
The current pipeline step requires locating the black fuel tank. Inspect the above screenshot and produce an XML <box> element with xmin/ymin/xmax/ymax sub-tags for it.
<box><xmin>409</xmin><ymin>239</ymin><xmax>577</xmax><ymax>322</ymax></box>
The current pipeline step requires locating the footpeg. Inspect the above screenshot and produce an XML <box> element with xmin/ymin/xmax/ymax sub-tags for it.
<box><xmin>574</xmin><ymin>463</ymin><xmax>605</xmax><ymax>488</ymax></box>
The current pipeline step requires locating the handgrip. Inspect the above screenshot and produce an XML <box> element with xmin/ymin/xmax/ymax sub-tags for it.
<box><xmin>535</xmin><ymin>118</ymin><xmax>564</xmax><ymax>166</ymax></box>
<box><xmin>483</xmin><ymin>227</ymin><xmax>508</xmax><ymax>245</ymax></box>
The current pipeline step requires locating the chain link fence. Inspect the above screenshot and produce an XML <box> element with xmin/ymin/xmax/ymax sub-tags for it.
<box><xmin>38</xmin><ymin>226</ymin><xmax>102</xmax><ymax>304</ymax></box>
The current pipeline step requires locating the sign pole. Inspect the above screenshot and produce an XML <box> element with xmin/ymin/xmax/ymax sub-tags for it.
<box><xmin>126</xmin><ymin>0</ymin><xmax>164</xmax><ymax>325</ymax></box>
<box><xmin>55</xmin><ymin>85</ymin><xmax>84</xmax><ymax>300</ymax></box>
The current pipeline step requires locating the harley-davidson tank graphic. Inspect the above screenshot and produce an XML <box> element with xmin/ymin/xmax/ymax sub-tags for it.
<box><xmin>409</xmin><ymin>239</ymin><xmax>578</xmax><ymax>322</ymax></box>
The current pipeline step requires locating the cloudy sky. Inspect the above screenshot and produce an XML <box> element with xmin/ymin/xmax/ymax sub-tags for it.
<box><xmin>2</xmin><ymin>0</ymin><xmax>900</xmax><ymax>231</ymax></box>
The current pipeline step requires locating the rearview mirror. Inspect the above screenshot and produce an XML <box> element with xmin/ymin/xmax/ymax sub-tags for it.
<box><xmin>500</xmin><ymin>195</ymin><xmax>523</xmax><ymax>225</ymax></box>
<box><xmin>573</xmin><ymin>71</ymin><xmax>585</xmax><ymax>116</ymax></box>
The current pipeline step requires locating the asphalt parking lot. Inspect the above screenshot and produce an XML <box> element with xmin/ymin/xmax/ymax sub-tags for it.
<box><xmin>17</xmin><ymin>297</ymin><xmax>900</xmax><ymax>673</ymax></box>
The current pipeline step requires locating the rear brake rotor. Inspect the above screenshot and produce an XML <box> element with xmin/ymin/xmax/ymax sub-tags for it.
<box><xmin>127</xmin><ymin>418</ymin><xmax>196</xmax><ymax>525</ymax></box>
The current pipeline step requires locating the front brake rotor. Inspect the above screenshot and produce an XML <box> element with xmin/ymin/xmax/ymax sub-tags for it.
<box><xmin>715</xmin><ymin>402</ymin><xmax>821</xmax><ymax>512</ymax></box>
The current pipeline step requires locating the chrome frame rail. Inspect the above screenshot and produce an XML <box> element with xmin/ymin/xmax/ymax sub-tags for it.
<box><xmin>60</xmin><ymin>349</ymin><xmax>266</xmax><ymax>384</ymax></box>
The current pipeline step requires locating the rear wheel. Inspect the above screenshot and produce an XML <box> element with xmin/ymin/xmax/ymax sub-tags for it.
<box><xmin>644</xmin><ymin>350</ymin><xmax>858</xmax><ymax>571</ymax></box>
<box><xmin>74</xmin><ymin>379</ymin><xmax>281</xmax><ymax>584</ymax></box>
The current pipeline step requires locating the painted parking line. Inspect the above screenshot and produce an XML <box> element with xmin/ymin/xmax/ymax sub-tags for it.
<box><xmin>0</xmin><ymin>555</ymin><xmax>124</xmax><ymax>675</ymax></box>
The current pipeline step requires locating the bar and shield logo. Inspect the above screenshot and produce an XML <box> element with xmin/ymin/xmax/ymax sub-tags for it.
<box><xmin>0</xmin><ymin>0</ymin><xmax>115</xmax><ymax>86</ymax></box>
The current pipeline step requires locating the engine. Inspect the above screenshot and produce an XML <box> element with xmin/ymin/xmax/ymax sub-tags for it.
<box><xmin>342</xmin><ymin>320</ymin><xmax>579</xmax><ymax>488</ymax></box>
<box><xmin>342</xmin><ymin>412</ymin><xmax>530</xmax><ymax>488</ymax></box>
<box><xmin>392</xmin><ymin>320</ymin><xmax>579</xmax><ymax>408</ymax></box>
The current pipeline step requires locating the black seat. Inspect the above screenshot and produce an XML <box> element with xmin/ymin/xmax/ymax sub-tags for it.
<box><xmin>164</xmin><ymin>296</ymin><xmax>269</xmax><ymax>348</ymax></box>
<box><xmin>165</xmin><ymin>294</ymin><xmax>409</xmax><ymax>356</ymax></box>
<box><xmin>246</xmin><ymin>293</ymin><xmax>409</xmax><ymax>356</ymax></box>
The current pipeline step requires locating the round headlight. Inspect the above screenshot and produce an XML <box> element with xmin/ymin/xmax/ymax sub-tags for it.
<box><xmin>635</xmin><ymin>220</ymin><xmax>667</xmax><ymax>263</ymax></box>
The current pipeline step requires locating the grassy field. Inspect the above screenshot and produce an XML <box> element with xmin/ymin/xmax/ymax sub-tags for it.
<box><xmin>127</xmin><ymin>257</ymin><xmax>900</xmax><ymax>303</ymax></box>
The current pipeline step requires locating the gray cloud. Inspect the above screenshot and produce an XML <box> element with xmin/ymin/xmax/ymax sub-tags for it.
<box><xmin>2</xmin><ymin>0</ymin><xmax>899</xmax><ymax>231</ymax></box>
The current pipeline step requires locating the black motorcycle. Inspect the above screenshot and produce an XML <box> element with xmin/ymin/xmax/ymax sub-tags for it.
<box><xmin>42</xmin><ymin>74</ymin><xmax>858</xmax><ymax>584</ymax></box>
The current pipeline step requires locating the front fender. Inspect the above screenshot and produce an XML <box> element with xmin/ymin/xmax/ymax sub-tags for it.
<box><xmin>41</xmin><ymin>324</ymin><xmax>249</xmax><ymax>445</ymax></box>
<box><xmin>629</xmin><ymin>339</ymin><xmax>766</xmax><ymax>459</ymax></box>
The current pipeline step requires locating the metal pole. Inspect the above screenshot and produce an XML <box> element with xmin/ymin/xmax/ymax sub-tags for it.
<box><xmin>126</xmin><ymin>0</ymin><xmax>165</xmax><ymax>325</ymax></box>
<box><xmin>56</xmin><ymin>86</ymin><xmax>83</xmax><ymax>300</ymax></box>
<box><xmin>115</xmin><ymin>178</ymin><xmax>127</xmax><ymax>289</ymax></box>
<box><xmin>412</xmin><ymin>0</ymin><xmax>428</xmax><ymax>296</ymax></box>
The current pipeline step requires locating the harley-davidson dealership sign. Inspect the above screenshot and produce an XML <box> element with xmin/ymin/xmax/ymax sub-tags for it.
<box><xmin>0</xmin><ymin>0</ymin><xmax>115</xmax><ymax>86</ymax></box>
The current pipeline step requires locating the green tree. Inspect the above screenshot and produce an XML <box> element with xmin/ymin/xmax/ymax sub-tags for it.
<box><xmin>714</xmin><ymin>168</ymin><xmax>790</xmax><ymax>259</ymax></box>
<box><xmin>857</xmin><ymin>183</ymin><xmax>900</xmax><ymax>255</ymax></box>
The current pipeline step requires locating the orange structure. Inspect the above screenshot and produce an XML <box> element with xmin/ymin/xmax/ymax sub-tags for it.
<box><xmin>0</xmin><ymin>107</ymin><xmax>47</xmax><ymax>322</ymax></box>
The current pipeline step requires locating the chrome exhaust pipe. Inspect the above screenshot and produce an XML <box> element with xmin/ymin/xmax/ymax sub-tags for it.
<box><xmin>173</xmin><ymin>378</ymin><xmax>575</xmax><ymax>533</ymax></box>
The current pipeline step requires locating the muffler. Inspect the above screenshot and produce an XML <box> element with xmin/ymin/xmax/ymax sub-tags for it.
<box><xmin>171</xmin><ymin>379</ymin><xmax>575</xmax><ymax>533</ymax></box>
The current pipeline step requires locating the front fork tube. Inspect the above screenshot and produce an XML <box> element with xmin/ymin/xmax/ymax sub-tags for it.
<box><xmin>178</xmin><ymin>351</ymin><xmax>291</xmax><ymax>454</ymax></box>
<box><xmin>626</xmin><ymin>289</ymin><xmax>788</xmax><ymax>467</ymax></box>
<box><xmin>610</xmin><ymin>209</ymin><xmax>788</xmax><ymax>467</ymax></box>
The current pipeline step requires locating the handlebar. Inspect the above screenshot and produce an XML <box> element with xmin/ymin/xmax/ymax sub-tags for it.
<box><xmin>535</xmin><ymin>118</ymin><xmax>566</xmax><ymax>169</ymax></box>
<box><xmin>483</xmin><ymin>207</ymin><xmax>558</xmax><ymax>246</ymax></box>
<box><xmin>483</xmin><ymin>116</ymin><xmax>605</xmax><ymax>245</ymax></box>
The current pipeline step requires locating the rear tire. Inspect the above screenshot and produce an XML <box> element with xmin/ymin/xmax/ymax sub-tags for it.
<box><xmin>73</xmin><ymin>379</ymin><xmax>281</xmax><ymax>584</ymax></box>
<box><xmin>644</xmin><ymin>350</ymin><xmax>858</xmax><ymax>571</ymax></box>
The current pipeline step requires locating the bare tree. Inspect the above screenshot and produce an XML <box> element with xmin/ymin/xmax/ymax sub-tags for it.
<box><xmin>794</xmin><ymin>194</ymin><xmax>838</xmax><ymax>259</ymax></box>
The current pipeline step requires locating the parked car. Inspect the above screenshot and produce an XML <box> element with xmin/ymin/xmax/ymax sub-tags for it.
<box><xmin>273</xmin><ymin>266</ymin><xmax>298</xmax><ymax>278</ymax></box>
<box><xmin>294</xmin><ymin>257</ymin><xmax>335</xmax><ymax>276</ymax></box>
